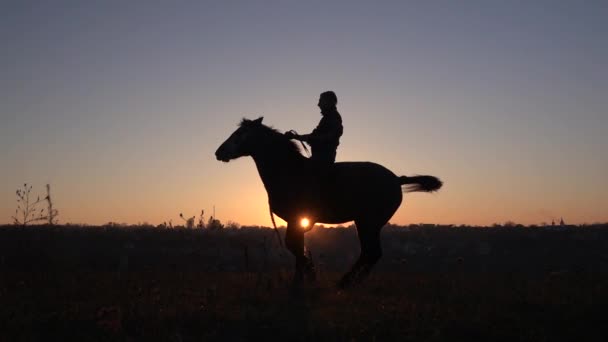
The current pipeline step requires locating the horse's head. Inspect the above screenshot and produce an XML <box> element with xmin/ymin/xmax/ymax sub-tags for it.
<box><xmin>215</xmin><ymin>117</ymin><xmax>265</xmax><ymax>162</ymax></box>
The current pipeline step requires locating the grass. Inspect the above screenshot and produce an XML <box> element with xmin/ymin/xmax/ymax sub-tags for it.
<box><xmin>1</xmin><ymin>224</ymin><xmax>607</xmax><ymax>341</ymax></box>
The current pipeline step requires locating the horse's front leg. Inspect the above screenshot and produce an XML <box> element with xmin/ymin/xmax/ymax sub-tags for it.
<box><xmin>285</xmin><ymin>223</ymin><xmax>315</xmax><ymax>283</ymax></box>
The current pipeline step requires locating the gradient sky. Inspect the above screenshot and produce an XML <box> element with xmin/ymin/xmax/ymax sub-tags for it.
<box><xmin>1</xmin><ymin>1</ymin><xmax>607</xmax><ymax>226</ymax></box>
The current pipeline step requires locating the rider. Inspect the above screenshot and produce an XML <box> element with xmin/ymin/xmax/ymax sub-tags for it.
<box><xmin>285</xmin><ymin>91</ymin><xmax>343</xmax><ymax>167</ymax></box>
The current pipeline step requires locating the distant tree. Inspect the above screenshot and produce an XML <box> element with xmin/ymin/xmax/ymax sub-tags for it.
<box><xmin>207</xmin><ymin>216</ymin><xmax>224</xmax><ymax>230</ymax></box>
<box><xmin>224</xmin><ymin>220</ymin><xmax>240</xmax><ymax>229</ymax></box>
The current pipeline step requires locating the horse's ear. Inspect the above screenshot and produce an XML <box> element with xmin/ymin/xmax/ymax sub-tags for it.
<box><xmin>253</xmin><ymin>117</ymin><xmax>263</xmax><ymax>125</ymax></box>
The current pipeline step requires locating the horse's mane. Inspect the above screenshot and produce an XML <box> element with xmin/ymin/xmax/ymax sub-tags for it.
<box><xmin>239</xmin><ymin>118</ymin><xmax>304</xmax><ymax>157</ymax></box>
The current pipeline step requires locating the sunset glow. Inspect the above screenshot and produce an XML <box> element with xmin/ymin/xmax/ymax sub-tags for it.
<box><xmin>1</xmin><ymin>2</ymin><xmax>607</xmax><ymax>227</ymax></box>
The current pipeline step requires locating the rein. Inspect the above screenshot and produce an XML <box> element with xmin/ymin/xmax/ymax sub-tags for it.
<box><xmin>286</xmin><ymin>130</ymin><xmax>311</xmax><ymax>158</ymax></box>
<box><xmin>269</xmin><ymin>205</ymin><xmax>283</xmax><ymax>248</ymax></box>
<box><xmin>268</xmin><ymin>129</ymin><xmax>312</xmax><ymax>247</ymax></box>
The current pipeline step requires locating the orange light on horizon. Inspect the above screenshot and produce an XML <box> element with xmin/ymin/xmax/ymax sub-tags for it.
<box><xmin>300</xmin><ymin>218</ymin><xmax>310</xmax><ymax>229</ymax></box>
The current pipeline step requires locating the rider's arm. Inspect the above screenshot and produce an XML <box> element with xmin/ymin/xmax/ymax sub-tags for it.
<box><xmin>285</xmin><ymin>131</ymin><xmax>315</xmax><ymax>141</ymax></box>
<box><xmin>298</xmin><ymin>131</ymin><xmax>331</xmax><ymax>144</ymax></box>
<box><xmin>304</xmin><ymin>118</ymin><xmax>342</xmax><ymax>143</ymax></box>
<box><xmin>289</xmin><ymin>115</ymin><xmax>342</xmax><ymax>143</ymax></box>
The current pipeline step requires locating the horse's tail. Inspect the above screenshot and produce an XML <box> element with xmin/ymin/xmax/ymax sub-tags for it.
<box><xmin>399</xmin><ymin>175</ymin><xmax>443</xmax><ymax>193</ymax></box>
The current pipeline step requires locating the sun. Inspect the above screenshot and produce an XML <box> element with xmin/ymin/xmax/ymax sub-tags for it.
<box><xmin>300</xmin><ymin>218</ymin><xmax>310</xmax><ymax>228</ymax></box>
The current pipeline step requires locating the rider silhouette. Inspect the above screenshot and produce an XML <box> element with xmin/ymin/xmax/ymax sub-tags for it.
<box><xmin>285</xmin><ymin>91</ymin><xmax>343</xmax><ymax>167</ymax></box>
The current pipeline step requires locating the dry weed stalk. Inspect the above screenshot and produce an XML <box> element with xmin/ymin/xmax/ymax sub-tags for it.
<box><xmin>12</xmin><ymin>183</ymin><xmax>59</xmax><ymax>226</ymax></box>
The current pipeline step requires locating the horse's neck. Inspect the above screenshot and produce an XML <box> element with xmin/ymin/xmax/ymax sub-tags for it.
<box><xmin>251</xmin><ymin>141</ymin><xmax>305</xmax><ymax>196</ymax></box>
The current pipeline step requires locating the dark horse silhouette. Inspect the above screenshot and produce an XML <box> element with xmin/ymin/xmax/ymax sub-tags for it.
<box><xmin>216</xmin><ymin>117</ymin><xmax>442</xmax><ymax>287</ymax></box>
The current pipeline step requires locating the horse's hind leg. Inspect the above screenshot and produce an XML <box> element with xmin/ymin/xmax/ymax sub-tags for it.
<box><xmin>338</xmin><ymin>221</ymin><xmax>382</xmax><ymax>288</ymax></box>
<box><xmin>354</xmin><ymin>226</ymin><xmax>382</xmax><ymax>283</ymax></box>
<box><xmin>338</xmin><ymin>257</ymin><xmax>366</xmax><ymax>289</ymax></box>
<box><xmin>285</xmin><ymin>223</ymin><xmax>316</xmax><ymax>284</ymax></box>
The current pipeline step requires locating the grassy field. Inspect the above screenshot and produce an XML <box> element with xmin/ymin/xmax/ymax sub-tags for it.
<box><xmin>1</xmin><ymin>224</ymin><xmax>607</xmax><ymax>341</ymax></box>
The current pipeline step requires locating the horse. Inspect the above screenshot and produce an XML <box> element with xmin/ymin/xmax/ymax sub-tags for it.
<box><xmin>215</xmin><ymin>117</ymin><xmax>442</xmax><ymax>288</ymax></box>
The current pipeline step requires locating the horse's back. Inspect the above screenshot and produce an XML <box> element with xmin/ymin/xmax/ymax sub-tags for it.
<box><xmin>333</xmin><ymin>161</ymin><xmax>400</xmax><ymax>186</ymax></box>
<box><xmin>334</xmin><ymin>161</ymin><xmax>395</xmax><ymax>173</ymax></box>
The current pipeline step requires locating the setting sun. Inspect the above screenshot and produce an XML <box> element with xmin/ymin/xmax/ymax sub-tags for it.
<box><xmin>300</xmin><ymin>218</ymin><xmax>310</xmax><ymax>228</ymax></box>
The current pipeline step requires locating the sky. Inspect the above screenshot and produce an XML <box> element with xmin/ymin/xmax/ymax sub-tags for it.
<box><xmin>1</xmin><ymin>1</ymin><xmax>607</xmax><ymax>227</ymax></box>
